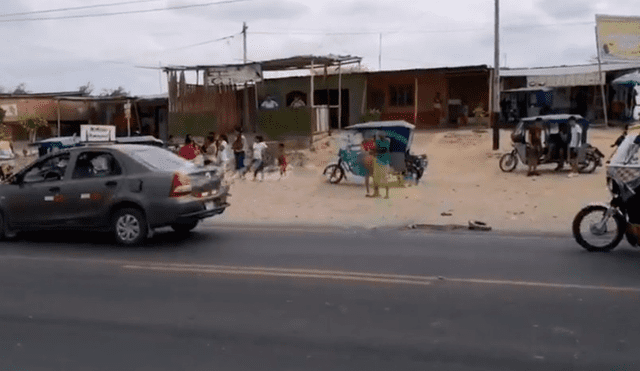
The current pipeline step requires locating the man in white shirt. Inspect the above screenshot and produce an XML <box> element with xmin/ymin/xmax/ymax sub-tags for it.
<box><xmin>251</xmin><ymin>136</ymin><xmax>268</xmax><ymax>181</ymax></box>
<box><xmin>568</xmin><ymin>117</ymin><xmax>583</xmax><ymax>177</ymax></box>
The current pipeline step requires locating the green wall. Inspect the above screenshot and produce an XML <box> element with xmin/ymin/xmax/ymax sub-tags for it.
<box><xmin>169</xmin><ymin>113</ymin><xmax>218</xmax><ymax>137</ymax></box>
<box><xmin>256</xmin><ymin>108</ymin><xmax>311</xmax><ymax>141</ymax></box>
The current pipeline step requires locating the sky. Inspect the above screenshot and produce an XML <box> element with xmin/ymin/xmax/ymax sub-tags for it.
<box><xmin>0</xmin><ymin>0</ymin><xmax>638</xmax><ymax>96</ymax></box>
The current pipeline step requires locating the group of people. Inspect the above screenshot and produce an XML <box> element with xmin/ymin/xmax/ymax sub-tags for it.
<box><xmin>177</xmin><ymin>128</ymin><xmax>287</xmax><ymax>181</ymax></box>
<box><xmin>525</xmin><ymin>117</ymin><xmax>584</xmax><ymax>177</ymax></box>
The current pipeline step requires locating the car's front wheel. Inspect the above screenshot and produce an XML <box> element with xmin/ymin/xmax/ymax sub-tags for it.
<box><xmin>171</xmin><ymin>221</ymin><xmax>199</xmax><ymax>234</ymax></box>
<box><xmin>112</xmin><ymin>208</ymin><xmax>148</xmax><ymax>245</ymax></box>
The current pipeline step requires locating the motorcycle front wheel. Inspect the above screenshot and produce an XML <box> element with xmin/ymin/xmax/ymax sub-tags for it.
<box><xmin>572</xmin><ymin>205</ymin><xmax>625</xmax><ymax>252</ymax></box>
<box><xmin>499</xmin><ymin>152</ymin><xmax>518</xmax><ymax>172</ymax></box>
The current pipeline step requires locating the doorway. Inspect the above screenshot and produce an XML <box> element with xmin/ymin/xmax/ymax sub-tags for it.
<box><xmin>314</xmin><ymin>89</ymin><xmax>349</xmax><ymax>129</ymax></box>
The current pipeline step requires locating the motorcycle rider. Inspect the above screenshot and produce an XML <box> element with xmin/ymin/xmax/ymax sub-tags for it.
<box><xmin>609</xmin><ymin>125</ymin><xmax>640</xmax><ymax>239</ymax></box>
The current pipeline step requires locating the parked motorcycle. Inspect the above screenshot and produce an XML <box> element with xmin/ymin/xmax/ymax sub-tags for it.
<box><xmin>573</xmin><ymin>127</ymin><xmax>640</xmax><ymax>251</ymax></box>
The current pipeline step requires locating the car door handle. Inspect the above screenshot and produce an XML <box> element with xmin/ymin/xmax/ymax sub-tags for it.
<box><xmin>105</xmin><ymin>181</ymin><xmax>118</xmax><ymax>187</ymax></box>
<box><xmin>49</xmin><ymin>187</ymin><xmax>60</xmax><ymax>193</ymax></box>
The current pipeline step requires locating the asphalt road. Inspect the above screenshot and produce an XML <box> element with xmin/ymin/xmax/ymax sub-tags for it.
<box><xmin>2</xmin><ymin>226</ymin><xmax>640</xmax><ymax>370</ymax></box>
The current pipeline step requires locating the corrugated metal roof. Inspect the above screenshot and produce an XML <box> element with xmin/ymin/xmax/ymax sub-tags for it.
<box><xmin>501</xmin><ymin>62</ymin><xmax>640</xmax><ymax>77</ymax></box>
<box><xmin>163</xmin><ymin>54</ymin><xmax>362</xmax><ymax>72</ymax></box>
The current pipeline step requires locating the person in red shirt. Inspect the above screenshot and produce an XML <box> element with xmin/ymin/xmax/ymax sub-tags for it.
<box><xmin>361</xmin><ymin>137</ymin><xmax>376</xmax><ymax>196</ymax></box>
<box><xmin>178</xmin><ymin>134</ymin><xmax>200</xmax><ymax>160</ymax></box>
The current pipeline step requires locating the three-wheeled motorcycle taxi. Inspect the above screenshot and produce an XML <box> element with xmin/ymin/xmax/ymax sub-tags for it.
<box><xmin>322</xmin><ymin>120</ymin><xmax>428</xmax><ymax>184</ymax></box>
<box><xmin>499</xmin><ymin>114</ymin><xmax>604</xmax><ymax>173</ymax></box>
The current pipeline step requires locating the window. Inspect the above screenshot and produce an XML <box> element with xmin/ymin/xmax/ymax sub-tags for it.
<box><xmin>120</xmin><ymin>146</ymin><xmax>195</xmax><ymax>172</ymax></box>
<box><xmin>22</xmin><ymin>153</ymin><xmax>70</xmax><ymax>183</ymax></box>
<box><xmin>369</xmin><ymin>90</ymin><xmax>385</xmax><ymax>110</ymax></box>
<box><xmin>72</xmin><ymin>152</ymin><xmax>122</xmax><ymax>179</ymax></box>
<box><xmin>389</xmin><ymin>85</ymin><xmax>414</xmax><ymax>107</ymax></box>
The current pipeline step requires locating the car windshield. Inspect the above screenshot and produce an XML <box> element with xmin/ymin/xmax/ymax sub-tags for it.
<box><xmin>122</xmin><ymin>146</ymin><xmax>196</xmax><ymax>171</ymax></box>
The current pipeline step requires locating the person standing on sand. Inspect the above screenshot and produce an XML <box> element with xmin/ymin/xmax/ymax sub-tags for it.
<box><xmin>277</xmin><ymin>142</ymin><xmax>287</xmax><ymax>178</ymax></box>
<box><xmin>361</xmin><ymin>136</ymin><xmax>376</xmax><ymax>196</ymax></box>
<box><xmin>232</xmin><ymin>128</ymin><xmax>247</xmax><ymax>177</ymax></box>
<box><xmin>366</xmin><ymin>133</ymin><xmax>390</xmax><ymax>199</ymax></box>
<box><xmin>433</xmin><ymin>92</ymin><xmax>443</xmax><ymax>125</ymax></box>
<box><xmin>568</xmin><ymin>117</ymin><xmax>583</xmax><ymax>178</ymax></box>
<box><xmin>217</xmin><ymin>134</ymin><xmax>231</xmax><ymax>172</ymax></box>
<box><xmin>527</xmin><ymin>119</ymin><xmax>543</xmax><ymax>177</ymax></box>
<box><xmin>202</xmin><ymin>133</ymin><xmax>217</xmax><ymax>165</ymax></box>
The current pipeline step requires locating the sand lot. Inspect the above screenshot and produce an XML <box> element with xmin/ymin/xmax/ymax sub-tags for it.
<box><xmin>209</xmin><ymin>126</ymin><xmax>625</xmax><ymax>234</ymax></box>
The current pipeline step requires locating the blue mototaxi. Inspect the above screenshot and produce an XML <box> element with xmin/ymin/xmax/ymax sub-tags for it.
<box><xmin>323</xmin><ymin>120</ymin><xmax>428</xmax><ymax>184</ymax></box>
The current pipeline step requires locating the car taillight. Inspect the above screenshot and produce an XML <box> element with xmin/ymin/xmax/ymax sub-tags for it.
<box><xmin>170</xmin><ymin>172</ymin><xmax>192</xmax><ymax>197</ymax></box>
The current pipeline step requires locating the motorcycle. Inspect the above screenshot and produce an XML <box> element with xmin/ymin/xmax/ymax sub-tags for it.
<box><xmin>573</xmin><ymin>126</ymin><xmax>640</xmax><ymax>251</ymax></box>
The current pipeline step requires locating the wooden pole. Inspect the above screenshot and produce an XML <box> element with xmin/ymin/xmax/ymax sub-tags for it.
<box><xmin>414</xmin><ymin>77</ymin><xmax>419</xmax><ymax>125</ymax></box>
<box><xmin>57</xmin><ymin>99</ymin><xmax>61</xmax><ymax>137</ymax></box>
<box><xmin>338</xmin><ymin>61</ymin><xmax>342</xmax><ymax>129</ymax></box>
<box><xmin>492</xmin><ymin>0</ymin><xmax>500</xmax><ymax>150</ymax></box>
<box><xmin>361</xmin><ymin>77</ymin><xmax>368</xmax><ymax>116</ymax></box>
<box><xmin>134</xmin><ymin>100</ymin><xmax>141</xmax><ymax>134</ymax></box>
<box><xmin>310</xmin><ymin>60</ymin><xmax>315</xmax><ymax>108</ymax></box>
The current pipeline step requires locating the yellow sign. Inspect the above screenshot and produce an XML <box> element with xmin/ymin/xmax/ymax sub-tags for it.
<box><xmin>596</xmin><ymin>14</ymin><xmax>640</xmax><ymax>60</ymax></box>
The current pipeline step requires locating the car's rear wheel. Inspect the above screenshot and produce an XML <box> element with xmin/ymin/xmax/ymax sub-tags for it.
<box><xmin>112</xmin><ymin>208</ymin><xmax>148</xmax><ymax>245</ymax></box>
<box><xmin>171</xmin><ymin>221</ymin><xmax>199</xmax><ymax>234</ymax></box>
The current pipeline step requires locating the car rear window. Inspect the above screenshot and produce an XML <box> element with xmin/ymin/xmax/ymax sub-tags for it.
<box><xmin>122</xmin><ymin>147</ymin><xmax>196</xmax><ymax>171</ymax></box>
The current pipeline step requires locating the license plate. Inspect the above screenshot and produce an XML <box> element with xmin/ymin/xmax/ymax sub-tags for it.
<box><xmin>205</xmin><ymin>201</ymin><xmax>214</xmax><ymax>210</ymax></box>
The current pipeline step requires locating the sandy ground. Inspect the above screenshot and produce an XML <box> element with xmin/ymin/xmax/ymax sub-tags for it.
<box><xmin>210</xmin><ymin>126</ymin><xmax>624</xmax><ymax>234</ymax></box>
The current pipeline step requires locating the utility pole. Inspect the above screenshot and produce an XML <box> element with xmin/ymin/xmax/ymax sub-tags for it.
<box><xmin>595</xmin><ymin>26</ymin><xmax>609</xmax><ymax>127</ymax></box>
<box><xmin>242</xmin><ymin>22</ymin><xmax>250</xmax><ymax>132</ymax></box>
<box><xmin>492</xmin><ymin>0</ymin><xmax>500</xmax><ymax>150</ymax></box>
<box><xmin>378</xmin><ymin>33</ymin><xmax>382</xmax><ymax>71</ymax></box>
<box><xmin>242</xmin><ymin>22</ymin><xmax>247</xmax><ymax>64</ymax></box>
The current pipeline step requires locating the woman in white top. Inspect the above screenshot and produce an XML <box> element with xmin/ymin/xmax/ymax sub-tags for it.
<box><xmin>217</xmin><ymin>134</ymin><xmax>231</xmax><ymax>171</ymax></box>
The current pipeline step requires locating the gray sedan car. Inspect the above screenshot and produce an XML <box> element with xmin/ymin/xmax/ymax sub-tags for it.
<box><xmin>0</xmin><ymin>144</ymin><xmax>230</xmax><ymax>245</ymax></box>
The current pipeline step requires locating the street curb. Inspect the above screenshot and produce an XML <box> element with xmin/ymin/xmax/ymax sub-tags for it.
<box><xmin>202</xmin><ymin>221</ymin><xmax>572</xmax><ymax>238</ymax></box>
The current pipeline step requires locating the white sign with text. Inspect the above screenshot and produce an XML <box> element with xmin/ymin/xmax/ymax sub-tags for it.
<box><xmin>80</xmin><ymin>125</ymin><xmax>116</xmax><ymax>142</ymax></box>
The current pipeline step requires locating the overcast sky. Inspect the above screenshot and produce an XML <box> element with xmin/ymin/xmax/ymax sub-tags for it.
<box><xmin>0</xmin><ymin>0</ymin><xmax>637</xmax><ymax>96</ymax></box>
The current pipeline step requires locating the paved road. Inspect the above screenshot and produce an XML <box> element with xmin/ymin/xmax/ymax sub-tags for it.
<box><xmin>1</xmin><ymin>226</ymin><xmax>640</xmax><ymax>370</ymax></box>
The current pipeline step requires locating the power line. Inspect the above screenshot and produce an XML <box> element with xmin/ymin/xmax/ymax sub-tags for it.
<box><xmin>0</xmin><ymin>0</ymin><xmax>252</xmax><ymax>23</ymax></box>
<box><xmin>249</xmin><ymin>21</ymin><xmax>595</xmax><ymax>36</ymax></box>
<box><xmin>167</xmin><ymin>33</ymin><xmax>239</xmax><ymax>51</ymax></box>
<box><xmin>0</xmin><ymin>0</ymin><xmax>160</xmax><ymax>18</ymax></box>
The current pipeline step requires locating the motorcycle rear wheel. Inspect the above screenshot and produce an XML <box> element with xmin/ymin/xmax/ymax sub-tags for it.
<box><xmin>572</xmin><ymin>205</ymin><xmax>625</xmax><ymax>252</ymax></box>
<box><xmin>324</xmin><ymin>164</ymin><xmax>344</xmax><ymax>184</ymax></box>
<box><xmin>578</xmin><ymin>154</ymin><xmax>599</xmax><ymax>174</ymax></box>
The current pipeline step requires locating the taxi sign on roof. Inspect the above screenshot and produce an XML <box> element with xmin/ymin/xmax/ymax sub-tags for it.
<box><xmin>80</xmin><ymin>125</ymin><xmax>116</xmax><ymax>142</ymax></box>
